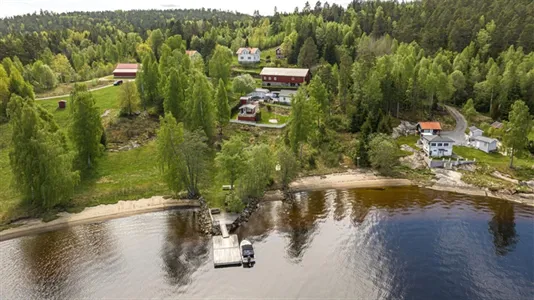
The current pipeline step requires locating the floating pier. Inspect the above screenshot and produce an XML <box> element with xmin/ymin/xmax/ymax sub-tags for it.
<box><xmin>211</xmin><ymin>210</ymin><xmax>242</xmax><ymax>267</ymax></box>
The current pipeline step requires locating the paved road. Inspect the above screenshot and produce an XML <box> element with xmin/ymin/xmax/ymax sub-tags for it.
<box><xmin>442</xmin><ymin>105</ymin><xmax>467</xmax><ymax>145</ymax></box>
<box><xmin>35</xmin><ymin>83</ymin><xmax>114</xmax><ymax>101</ymax></box>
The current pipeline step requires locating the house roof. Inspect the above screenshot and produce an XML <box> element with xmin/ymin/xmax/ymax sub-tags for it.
<box><xmin>418</xmin><ymin>122</ymin><xmax>442</xmax><ymax>130</ymax></box>
<box><xmin>236</xmin><ymin>47</ymin><xmax>260</xmax><ymax>55</ymax></box>
<box><xmin>279</xmin><ymin>90</ymin><xmax>297</xmax><ymax>97</ymax></box>
<box><xmin>491</xmin><ymin>121</ymin><xmax>503</xmax><ymax>129</ymax></box>
<box><xmin>422</xmin><ymin>135</ymin><xmax>455</xmax><ymax>143</ymax></box>
<box><xmin>240</xmin><ymin>104</ymin><xmax>257</xmax><ymax>110</ymax></box>
<box><xmin>186</xmin><ymin>50</ymin><xmax>199</xmax><ymax>57</ymax></box>
<box><xmin>114</xmin><ymin>63</ymin><xmax>138</xmax><ymax>70</ymax></box>
<box><xmin>469</xmin><ymin>126</ymin><xmax>482</xmax><ymax>132</ymax></box>
<box><xmin>473</xmin><ymin>136</ymin><xmax>498</xmax><ymax>144</ymax></box>
<box><xmin>260</xmin><ymin>67</ymin><xmax>310</xmax><ymax>77</ymax></box>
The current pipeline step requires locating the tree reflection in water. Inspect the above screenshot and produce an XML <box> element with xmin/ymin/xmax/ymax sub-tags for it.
<box><xmin>19</xmin><ymin>223</ymin><xmax>114</xmax><ymax>299</ymax></box>
<box><xmin>277</xmin><ymin>191</ymin><xmax>328</xmax><ymax>262</ymax></box>
<box><xmin>488</xmin><ymin>201</ymin><xmax>518</xmax><ymax>256</ymax></box>
<box><xmin>161</xmin><ymin>209</ymin><xmax>209</xmax><ymax>286</ymax></box>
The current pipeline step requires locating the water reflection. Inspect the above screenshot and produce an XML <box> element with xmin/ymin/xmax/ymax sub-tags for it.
<box><xmin>18</xmin><ymin>223</ymin><xmax>114</xmax><ymax>299</ymax></box>
<box><xmin>488</xmin><ymin>201</ymin><xmax>518</xmax><ymax>255</ymax></box>
<box><xmin>1</xmin><ymin>187</ymin><xmax>533</xmax><ymax>300</ymax></box>
<box><xmin>161</xmin><ymin>210</ymin><xmax>209</xmax><ymax>286</ymax></box>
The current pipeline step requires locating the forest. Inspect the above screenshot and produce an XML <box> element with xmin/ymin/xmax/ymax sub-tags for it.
<box><xmin>0</xmin><ymin>0</ymin><xmax>533</xmax><ymax>221</ymax></box>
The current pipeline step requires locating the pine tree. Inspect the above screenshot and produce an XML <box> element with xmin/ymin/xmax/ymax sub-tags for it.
<box><xmin>297</xmin><ymin>37</ymin><xmax>318</xmax><ymax>68</ymax></box>
<box><xmin>69</xmin><ymin>84</ymin><xmax>103</xmax><ymax>172</ymax></box>
<box><xmin>215</xmin><ymin>79</ymin><xmax>230</xmax><ymax>135</ymax></box>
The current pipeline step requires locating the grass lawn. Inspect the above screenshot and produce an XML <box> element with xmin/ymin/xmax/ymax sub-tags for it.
<box><xmin>396</xmin><ymin>135</ymin><xmax>419</xmax><ymax>149</ymax></box>
<box><xmin>36</xmin><ymin>86</ymin><xmax>120</xmax><ymax>128</ymax></box>
<box><xmin>35</xmin><ymin>77</ymin><xmax>112</xmax><ymax>98</ymax></box>
<box><xmin>259</xmin><ymin>110</ymin><xmax>289</xmax><ymax>125</ymax></box>
<box><xmin>0</xmin><ymin>85</ymin><xmax>168</xmax><ymax>224</ymax></box>
<box><xmin>454</xmin><ymin>146</ymin><xmax>534</xmax><ymax>180</ymax></box>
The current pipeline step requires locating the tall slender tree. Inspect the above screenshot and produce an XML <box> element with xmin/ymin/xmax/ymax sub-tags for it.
<box><xmin>503</xmin><ymin>100</ymin><xmax>531</xmax><ymax>168</ymax></box>
<box><xmin>187</xmin><ymin>70</ymin><xmax>215</xmax><ymax>140</ymax></box>
<box><xmin>215</xmin><ymin>79</ymin><xmax>230</xmax><ymax>135</ymax></box>
<box><xmin>163</xmin><ymin>67</ymin><xmax>185</xmax><ymax>121</ymax></box>
<box><xmin>69</xmin><ymin>84</ymin><xmax>103</xmax><ymax>171</ymax></box>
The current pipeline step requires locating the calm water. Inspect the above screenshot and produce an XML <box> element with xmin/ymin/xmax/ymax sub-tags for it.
<box><xmin>1</xmin><ymin>187</ymin><xmax>533</xmax><ymax>299</ymax></box>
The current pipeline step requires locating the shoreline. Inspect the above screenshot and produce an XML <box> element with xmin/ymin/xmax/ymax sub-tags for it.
<box><xmin>2</xmin><ymin>171</ymin><xmax>533</xmax><ymax>242</ymax></box>
<box><xmin>0</xmin><ymin>197</ymin><xmax>199</xmax><ymax>242</ymax></box>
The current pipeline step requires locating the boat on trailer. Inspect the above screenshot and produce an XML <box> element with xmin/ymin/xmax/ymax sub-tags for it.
<box><xmin>240</xmin><ymin>239</ymin><xmax>255</xmax><ymax>267</ymax></box>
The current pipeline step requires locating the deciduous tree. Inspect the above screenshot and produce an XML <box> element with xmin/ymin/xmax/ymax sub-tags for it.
<box><xmin>9</xmin><ymin>95</ymin><xmax>79</xmax><ymax>208</ymax></box>
<box><xmin>232</xmin><ymin>74</ymin><xmax>256</xmax><ymax>95</ymax></box>
<box><xmin>368</xmin><ymin>133</ymin><xmax>399</xmax><ymax>174</ymax></box>
<box><xmin>187</xmin><ymin>71</ymin><xmax>215</xmax><ymax>140</ymax></box>
<box><xmin>208</xmin><ymin>45</ymin><xmax>232</xmax><ymax>85</ymax></box>
<box><xmin>503</xmin><ymin>100</ymin><xmax>531</xmax><ymax>168</ymax></box>
<box><xmin>119</xmin><ymin>81</ymin><xmax>141</xmax><ymax>116</ymax></box>
<box><xmin>69</xmin><ymin>84</ymin><xmax>103</xmax><ymax>171</ymax></box>
<box><xmin>215</xmin><ymin>79</ymin><xmax>230</xmax><ymax>135</ymax></box>
<box><xmin>215</xmin><ymin>136</ymin><xmax>246</xmax><ymax>190</ymax></box>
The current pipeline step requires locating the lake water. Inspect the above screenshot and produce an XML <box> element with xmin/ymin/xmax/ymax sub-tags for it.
<box><xmin>1</xmin><ymin>187</ymin><xmax>533</xmax><ymax>299</ymax></box>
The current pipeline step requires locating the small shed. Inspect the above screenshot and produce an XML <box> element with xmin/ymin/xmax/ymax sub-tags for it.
<box><xmin>472</xmin><ymin>136</ymin><xmax>498</xmax><ymax>153</ymax></box>
<box><xmin>58</xmin><ymin>100</ymin><xmax>66</xmax><ymax>109</ymax></box>
<box><xmin>468</xmin><ymin>126</ymin><xmax>483</xmax><ymax>139</ymax></box>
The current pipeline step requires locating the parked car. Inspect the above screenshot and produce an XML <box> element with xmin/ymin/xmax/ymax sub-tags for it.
<box><xmin>113</xmin><ymin>80</ymin><xmax>123</xmax><ymax>86</ymax></box>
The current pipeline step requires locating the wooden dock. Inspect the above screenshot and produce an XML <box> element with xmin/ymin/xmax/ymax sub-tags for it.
<box><xmin>211</xmin><ymin>210</ymin><xmax>242</xmax><ymax>267</ymax></box>
<box><xmin>212</xmin><ymin>223</ymin><xmax>241</xmax><ymax>267</ymax></box>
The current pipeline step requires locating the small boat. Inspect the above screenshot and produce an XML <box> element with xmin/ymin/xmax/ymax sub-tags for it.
<box><xmin>240</xmin><ymin>239</ymin><xmax>255</xmax><ymax>267</ymax></box>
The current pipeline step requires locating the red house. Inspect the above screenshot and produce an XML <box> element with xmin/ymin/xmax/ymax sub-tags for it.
<box><xmin>113</xmin><ymin>63</ymin><xmax>139</xmax><ymax>79</ymax></box>
<box><xmin>238</xmin><ymin>104</ymin><xmax>260</xmax><ymax>122</ymax></box>
<box><xmin>260</xmin><ymin>68</ymin><xmax>310</xmax><ymax>88</ymax></box>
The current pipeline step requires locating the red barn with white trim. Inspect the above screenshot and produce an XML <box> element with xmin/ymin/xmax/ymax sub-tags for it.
<box><xmin>260</xmin><ymin>68</ymin><xmax>310</xmax><ymax>88</ymax></box>
<box><xmin>113</xmin><ymin>63</ymin><xmax>139</xmax><ymax>79</ymax></box>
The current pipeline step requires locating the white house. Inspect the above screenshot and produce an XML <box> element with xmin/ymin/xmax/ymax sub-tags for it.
<box><xmin>421</xmin><ymin>135</ymin><xmax>455</xmax><ymax>157</ymax></box>
<box><xmin>276</xmin><ymin>90</ymin><xmax>297</xmax><ymax>105</ymax></box>
<box><xmin>248</xmin><ymin>88</ymin><xmax>270</xmax><ymax>99</ymax></box>
<box><xmin>468</xmin><ymin>126</ymin><xmax>483</xmax><ymax>139</ymax></box>
<box><xmin>472</xmin><ymin>136</ymin><xmax>498</xmax><ymax>153</ymax></box>
<box><xmin>236</xmin><ymin>48</ymin><xmax>260</xmax><ymax>64</ymax></box>
<box><xmin>417</xmin><ymin>122</ymin><xmax>442</xmax><ymax>136</ymax></box>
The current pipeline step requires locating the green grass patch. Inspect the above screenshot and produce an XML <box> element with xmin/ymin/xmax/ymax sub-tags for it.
<box><xmin>258</xmin><ymin>109</ymin><xmax>289</xmax><ymax>125</ymax></box>
<box><xmin>460</xmin><ymin>172</ymin><xmax>515</xmax><ymax>191</ymax></box>
<box><xmin>396</xmin><ymin>135</ymin><xmax>419</xmax><ymax>149</ymax></box>
<box><xmin>454</xmin><ymin>146</ymin><xmax>534</xmax><ymax>180</ymax></box>
<box><xmin>36</xmin><ymin>86</ymin><xmax>119</xmax><ymax>128</ymax></box>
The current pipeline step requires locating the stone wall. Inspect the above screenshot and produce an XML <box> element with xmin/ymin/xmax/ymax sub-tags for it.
<box><xmin>196</xmin><ymin>197</ymin><xmax>213</xmax><ymax>235</ymax></box>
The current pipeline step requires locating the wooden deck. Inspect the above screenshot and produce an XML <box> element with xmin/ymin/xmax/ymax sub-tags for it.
<box><xmin>212</xmin><ymin>233</ymin><xmax>241</xmax><ymax>267</ymax></box>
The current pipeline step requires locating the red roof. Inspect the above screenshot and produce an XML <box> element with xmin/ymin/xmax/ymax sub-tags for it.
<box><xmin>115</xmin><ymin>63</ymin><xmax>138</xmax><ymax>70</ymax></box>
<box><xmin>236</xmin><ymin>47</ymin><xmax>260</xmax><ymax>55</ymax></box>
<box><xmin>418</xmin><ymin>122</ymin><xmax>442</xmax><ymax>130</ymax></box>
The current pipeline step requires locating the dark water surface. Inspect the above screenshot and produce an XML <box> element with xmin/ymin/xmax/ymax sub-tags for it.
<box><xmin>1</xmin><ymin>187</ymin><xmax>533</xmax><ymax>299</ymax></box>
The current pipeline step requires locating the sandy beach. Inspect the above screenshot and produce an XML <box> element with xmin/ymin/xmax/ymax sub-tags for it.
<box><xmin>0</xmin><ymin>197</ymin><xmax>199</xmax><ymax>242</ymax></box>
<box><xmin>290</xmin><ymin>171</ymin><xmax>413</xmax><ymax>192</ymax></box>
<box><xmin>2</xmin><ymin>170</ymin><xmax>532</xmax><ymax>241</ymax></box>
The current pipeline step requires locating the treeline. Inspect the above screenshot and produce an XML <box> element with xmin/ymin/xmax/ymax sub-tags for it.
<box><xmin>0</xmin><ymin>0</ymin><xmax>532</xmax><ymax>102</ymax></box>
